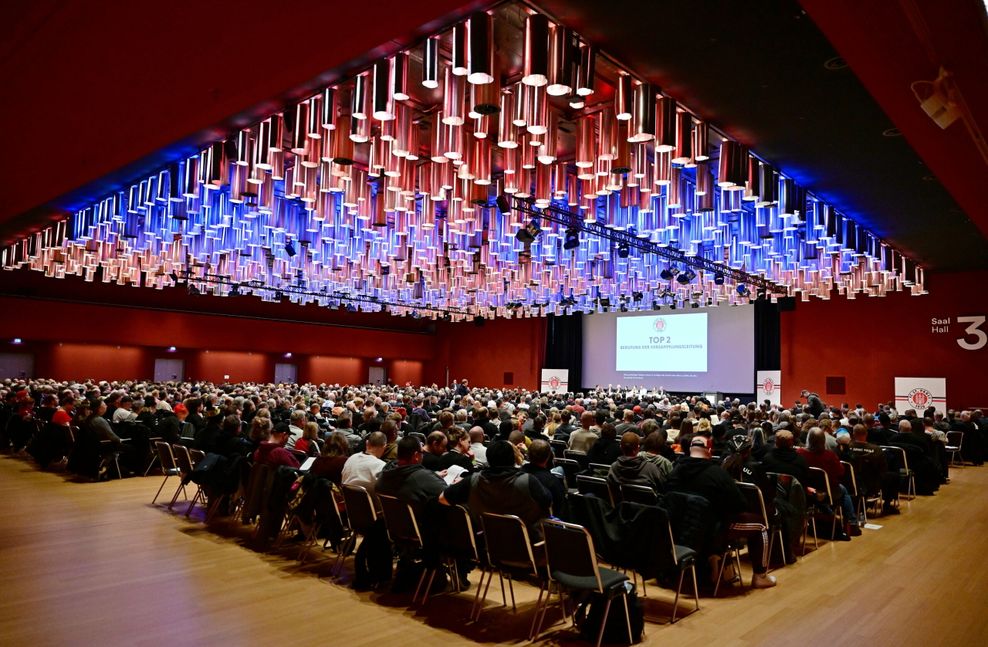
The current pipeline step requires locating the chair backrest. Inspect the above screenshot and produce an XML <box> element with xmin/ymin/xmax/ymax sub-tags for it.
<box><xmin>619</xmin><ymin>483</ymin><xmax>658</xmax><ymax>506</ymax></box>
<box><xmin>241</xmin><ymin>462</ymin><xmax>272</xmax><ymax>523</ymax></box>
<box><xmin>172</xmin><ymin>444</ymin><xmax>195</xmax><ymax>474</ymax></box>
<box><xmin>341</xmin><ymin>483</ymin><xmax>378</xmax><ymax>533</ymax></box>
<box><xmin>805</xmin><ymin>466</ymin><xmax>833</xmax><ymax>504</ymax></box>
<box><xmin>588</xmin><ymin>462</ymin><xmax>612</xmax><ymax>473</ymax></box>
<box><xmin>377</xmin><ymin>494</ymin><xmax>423</xmax><ymax>547</ymax></box>
<box><xmin>881</xmin><ymin>445</ymin><xmax>909</xmax><ymax>471</ymax></box>
<box><xmin>189</xmin><ymin>448</ymin><xmax>206</xmax><ymax>467</ymax></box>
<box><xmin>155</xmin><ymin>441</ymin><xmax>177</xmax><ymax>471</ymax></box>
<box><xmin>839</xmin><ymin>460</ymin><xmax>858</xmax><ymax>496</ymax></box>
<box><xmin>480</xmin><ymin>512</ymin><xmax>538</xmax><ymax>573</ymax></box>
<box><xmin>945</xmin><ymin>430</ymin><xmax>963</xmax><ymax>448</ymax></box>
<box><xmin>550</xmin><ymin>439</ymin><xmax>567</xmax><ymax>458</ymax></box>
<box><xmin>441</xmin><ymin>504</ymin><xmax>480</xmax><ymax>562</ymax></box>
<box><xmin>564</xmin><ymin>449</ymin><xmax>589</xmax><ymax>469</ymax></box>
<box><xmin>737</xmin><ymin>481</ymin><xmax>769</xmax><ymax>526</ymax></box>
<box><xmin>576</xmin><ymin>475</ymin><xmax>613</xmax><ymax>505</ymax></box>
<box><xmin>553</xmin><ymin>457</ymin><xmax>581</xmax><ymax>489</ymax></box>
<box><xmin>541</xmin><ymin>519</ymin><xmax>603</xmax><ymax>592</ymax></box>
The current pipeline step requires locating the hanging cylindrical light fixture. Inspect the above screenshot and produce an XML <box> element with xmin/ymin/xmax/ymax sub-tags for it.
<box><xmin>655</xmin><ymin>97</ymin><xmax>677</xmax><ymax>152</ymax></box>
<box><xmin>692</xmin><ymin>120</ymin><xmax>709</xmax><ymax>161</ymax></box>
<box><xmin>526</xmin><ymin>85</ymin><xmax>548</xmax><ymax>135</ymax></box>
<box><xmin>372</xmin><ymin>59</ymin><xmax>394</xmax><ymax>121</ymax></box>
<box><xmin>611</xmin><ymin>121</ymin><xmax>632</xmax><ymax>175</ymax></box>
<box><xmin>522</xmin><ymin>13</ymin><xmax>550</xmax><ymax>87</ymax></box>
<box><xmin>671</xmin><ymin>111</ymin><xmax>692</xmax><ymax>164</ymax></box>
<box><xmin>442</xmin><ymin>66</ymin><xmax>465</xmax><ymax>126</ymax></box>
<box><xmin>292</xmin><ymin>102</ymin><xmax>309</xmax><ymax>154</ymax></box>
<box><xmin>547</xmin><ymin>25</ymin><xmax>574</xmax><ymax>96</ymax></box>
<box><xmin>235</xmin><ymin>130</ymin><xmax>251</xmax><ymax>166</ymax></box>
<box><xmin>498</xmin><ymin>91</ymin><xmax>519</xmax><ymax>149</ymax></box>
<box><xmin>576</xmin><ymin>114</ymin><xmax>596</xmax><ymax>170</ymax></box>
<box><xmin>204</xmin><ymin>141</ymin><xmax>227</xmax><ymax>189</ymax></box>
<box><xmin>743</xmin><ymin>156</ymin><xmax>760</xmax><ymax>202</ymax></box>
<box><xmin>333</xmin><ymin>115</ymin><xmax>355</xmax><ymax>164</ymax></box>
<box><xmin>718</xmin><ymin>140</ymin><xmax>746</xmax><ymax>189</ymax></box>
<box><xmin>352</xmin><ymin>73</ymin><xmax>368</xmax><ymax>120</ymax></box>
<box><xmin>471</xmin><ymin>73</ymin><xmax>500</xmax><ymax>116</ymax></box>
<box><xmin>628</xmin><ymin>82</ymin><xmax>655</xmax><ymax>142</ymax></box>
<box><xmin>598</xmin><ymin>107</ymin><xmax>616</xmax><ymax>160</ymax></box>
<box><xmin>423</xmin><ymin>36</ymin><xmax>440</xmax><ymax>89</ymax></box>
<box><xmin>467</xmin><ymin>12</ymin><xmax>494</xmax><ymax>84</ymax></box>
<box><xmin>452</xmin><ymin>21</ymin><xmax>468</xmax><ymax>76</ymax></box>
<box><xmin>576</xmin><ymin>43</ymin><xmax>596</xmax><ymax>96</ymax></box>
<box><xmin>391</xmin><ymin>53</ymin><xmax>409</xmax><ymax>101</ymax></box>
<box><xmin>758</xmin><ymin>163</ymin><xmax>778</xmax><ymax>206</ymax></box>
<box><xmin>615</xmin><ymin>73</ymin><xmax>633</xmax><ymax>121</ymax></box>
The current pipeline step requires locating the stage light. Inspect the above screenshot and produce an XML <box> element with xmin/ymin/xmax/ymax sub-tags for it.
<box><xmin>167</xmin><ymin>346</ymin><xmax>177</xmax><ymax>352</ymax></box>
<box><xmin>713</xmin><ymin>272</ymin><xmax>725</xmax><ymax>285</ymax></box>
<box><xmin>284</xmin><ymin>352</ymin><xmax>293</xmax><ymax>359</ymax></box>
<box><xmin>563</xmin><ymin>228</ymin><xmax>580</xmax><ymax>250</ymax></box>
<box><xmin>515</xmin><ymin>218</ymin><xmax>541</xmax><ymax>244</ymax></box>
<box><xmin>188</xmin><ymin>284</ymin><xmax>201</xmax><ymax>296</ymax></box>
<box><xmin>737</xmin><ymin>284</ymin><xmax>749</xmax><ymax>296</ymax></box>
<box><xmin>496</xmin><ymin>194</ymin><xmax>511</xmax><ymax>214</ymax></box>
<box><xmin>676</xmin><ymin>268</ymin><xmax>696</xmax><ymax>284</ymax></box>
<box><xmin>660</xmin><ymin>267</ymin><xmax>680</xmax><ymax>280</ymax></box>
<box><xmin>284</xmin><ymin>240</ymin><xmax>297</xmax><ymax>257</ymax></box>
<box><xmin>12</xmin><ymin>338</ymin><xmax>22</xmax><ymax>344</ymax></box>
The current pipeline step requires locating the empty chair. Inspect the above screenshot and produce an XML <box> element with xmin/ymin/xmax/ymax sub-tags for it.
<box><xmin>882</xmin><ymin>445</ymin><xmax>916</xmax><ymax>499</ymax></box>
<box><xmin>476</xmin><ymin>512</ymin><xmax>546</xmax><ymax>634</ymax></box>
<box><xmin>535</xmin><ymin>519</ymin><xmax>635</xmax><ymax>647</ymax></box>
<box><xmin>151</xmin><ymin>441</ymin><xmax>181</xmax><ymax>505</ymax></box>
<box><xmin>168</xmin><ymin>445</ymin><xmax>197</xmax><ymax>513</ymax></box>
<box><xmin>576</xmin><ymin>475</ymin><xmax>613</xmax><ymax>506</ymax></box>
<box><xmin>338</xmin><ymin>484</ymin><xmax>378</xmax><ymax>578</ymax></box>
<box><xmin>945</xmin><ymin>431</ymin><xmax>964</xmax><ymax>466</ymax></box>
<box><xmin>377</xmin><ymin>494</ymin><xmax>432</xmax><ymax>603</ymax></box>
<box><xmin>618</xmin><ymin>483</ymin><xmax>659</xmax><ymax>506</ymax></box>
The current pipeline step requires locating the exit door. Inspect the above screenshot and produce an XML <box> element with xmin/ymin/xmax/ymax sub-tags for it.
<box><xmin>274</xmin><ymin>363</ymin><xmax>298</xmax><ymax>384</ymax></box>
<box><xmin>368</xmin><ymin>366</ymin><xmax>386</xmax><ymax>385</ymax></box>
<box><xmin>154</xmin><ymin>358</ymin><xmax>185</xmax><ymax>382</ymax></box>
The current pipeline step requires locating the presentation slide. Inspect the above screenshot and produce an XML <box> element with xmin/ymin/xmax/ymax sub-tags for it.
<box><xmin>582</xmin><ymin>305</ymin><xmax>755</xmax><ymax>393</ymax></box>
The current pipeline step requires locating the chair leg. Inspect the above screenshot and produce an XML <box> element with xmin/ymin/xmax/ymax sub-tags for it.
<box><xmin>151</xmin><ymin>475</ymin><xmax>170</xmax><ymax>505</ymax></box>
<box><xmin>167</xmin><ymin>480</ymin><xmax>186</xmax><ymax>510</ymax></box>
<box><xmin>144</xmin><ymin>454</ymin><xmax>160</xmax><ymax>477</ymax></box>
<box><xmin>413</xmin><ymin>567</ymin><xmax>430</xmax><ymax>604</ymax></box>
<box><xmin>497</xmin><ymin>572</ymin><xmax>507</xmax><ymax>607</ymax></box>
<box><xmin>713</xmin><ymin>550</ymin><xmax>728</xmax><ymax>597</ymax></box>
<box><xmin>422</xmin><ymin>568</ymin><xmax>438</xmax><ymax>604</ymax></box>
<box><xmin>507</xmin><ymin>574</ymin><xmax>516</xmax><ymax>612</ymax></box>
<box><xmin>596</xmin><ymin>598</ymin><xmax>613</xmax><ymax>647</ymax></box>
<box><xmin>691</xmin><ymin>564</ymin><xmax>700</xmax><ymax>611</ymax></box>
<box><xmin>471</xmin><ymin>569</ymin><xmax>490</xmax><ymax>621</ymax></box>
<box><xmin>528</xmin><ymin>582</ymin><xmax>545</xmax><ymax>641</ymax></box>
<box><xmin>621</xmin><ymin>593</ymin><xmax>634</xmax><ymax>643</ymax></box>
<box><xmin>672</xmin><ymin>569</ymin><xmax>685</xmax><ymax>623</ymax></box>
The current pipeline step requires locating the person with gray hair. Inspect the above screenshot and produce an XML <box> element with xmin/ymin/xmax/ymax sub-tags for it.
<box><xmin>286</xmin><ymin>409</ymin><xmax>307</xmax><ymax>448</ymax></box>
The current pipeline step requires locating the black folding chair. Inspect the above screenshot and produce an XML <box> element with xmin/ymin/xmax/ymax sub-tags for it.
<box><xmin>377</xmin><ymin>493</ymin><xmax>433</xmax><ymax>604</ymax></box>
<box><xmin>338</xmin><ymin>484</ymin><xmax>378</xmax><ymax>579</ymax></box>
<box><xmin>535</xmin><ymin>519</ymin><xmax>635</xmax><ymax>647</ymax></box>
<box><xmin>553</xmin><ymin>457</ymin><xmax>581</xmax><ymax>490</ymax></box>
<box><xmin>150</xmin><ymin>441</ymin><xmax>181</xmax><ymax>504</ymax></box>
<box><xmin>576</xmin><ymin>474</ymin><xmax>614</xmax><ymax>506</ymax></box>
<box><xmin>476</xmin><ymin>512</ymin><xmax>546</xmax><ymax>637</ymax></box>
<box><xmin>619</xmin><ymin>483</ymin><xmax>659</xmax><ymax>506</ymax></box>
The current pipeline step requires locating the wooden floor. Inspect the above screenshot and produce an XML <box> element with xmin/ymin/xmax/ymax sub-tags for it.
<box><xmin>1</xmin><ymin>457</ymin><xmax>986</xmax><ymax>647</ymax></box>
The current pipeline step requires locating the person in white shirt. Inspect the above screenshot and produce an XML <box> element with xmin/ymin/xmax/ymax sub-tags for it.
<box><xmin>469</xmin><ymin>427</ymin><xmax>488</xmax><ymax>466</ymax></box>
<box><xmin>342</xmin><ymin>431</ymin><xmax>388</xmax><ymax>493</ymax></box>
<box><xmin>286</xmin><ymin>409</ymin><xmax>306</xmax><ymax>449</ymax></box>
<box><xmin>112</xmin><ymin>396</ymin><xmax>138</xmax><ymax>423</ymax></box>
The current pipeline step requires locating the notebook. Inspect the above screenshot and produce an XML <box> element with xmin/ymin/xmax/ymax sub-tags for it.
<box><xmin>299</xmin><ymin>456</ymin><xmax>316</xmax><ymax>472</ymax></box>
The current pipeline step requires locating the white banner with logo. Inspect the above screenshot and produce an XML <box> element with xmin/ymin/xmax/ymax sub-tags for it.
<box><xmin>540</xmin><ymin>369</ymin><xmax>569</xmax><ymax>394</ymax></box>
<box><xmin>756</xmin><ymin>370</ymin><xmax>782</xmax><ymax>406</ymax></box>
<box><xmin>894</xmin><ymin>377</ymin><xmax>946</xmax><ymax>414</ymax></box>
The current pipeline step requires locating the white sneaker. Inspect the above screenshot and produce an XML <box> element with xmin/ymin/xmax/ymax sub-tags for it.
<box><xmin>751</xmin><ymin>573</ymin><xmax>777</xmax><ymax>589</ymax></box>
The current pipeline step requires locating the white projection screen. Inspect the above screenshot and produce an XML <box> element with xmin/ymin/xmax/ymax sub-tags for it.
<box><xmin>582</xmin><ymin>305</ymin><xmax>755</xmax><ymax>393</ymax></box>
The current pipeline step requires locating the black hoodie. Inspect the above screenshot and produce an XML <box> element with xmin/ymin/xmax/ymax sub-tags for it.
<box><xmin>667</xmin><ymin>457</ymin><xmax>745</xmax><ymax>520</ymax></box>
<box><xmin>375</xmin><ymin>463</ymin><xmax>445</xmax><ymax>504</ymax></box>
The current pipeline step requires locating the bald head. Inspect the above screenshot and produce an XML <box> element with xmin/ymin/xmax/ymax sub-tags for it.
<box><xmin>620</xmin><ymin>432</ymin><xmax>641</xmax><ymax>456</ymax></box>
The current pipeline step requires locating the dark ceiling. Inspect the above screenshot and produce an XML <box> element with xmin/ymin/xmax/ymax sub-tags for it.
<box><xmin>537</xmin><ymin>0</ymin><xmax>988</xmax><ymax>272</ymax></box>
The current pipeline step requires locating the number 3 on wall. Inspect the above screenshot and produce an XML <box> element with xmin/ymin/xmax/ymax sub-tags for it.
<box><xmin>956</xmin><ymin>315</ymin><xmax>987</xmax><ymax>351</ymax></box>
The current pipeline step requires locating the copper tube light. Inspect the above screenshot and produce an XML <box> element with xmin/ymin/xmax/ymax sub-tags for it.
<box><xmin>321</xmin><ymin>87</ymin><xmax>337</xmax><ymax>130</ymax></box>
<box><xmin>598</xmin><ymin>108</ymin><xmax>616</xmax><ymax>160</ymax></box>
<box><xmin>527</xmin><ymin>86</ymin><xmax>548</xmax><ymax>135</ymax></box>
<box><xmin>352</xmin><ymin>73</ymin><xmax>368</xmax><ymax>120</ymax></box>
<box><xmin>472</xmin><ymin>137</ymin><xmax>491</xmax><ymax>185</ymax></box>
<box><xmin>235</xmin><ymin>130</ymin><xmax>251</xmax><ymax>166</ymax></box>
<box><xmin>307</xmin><ymin>95</ymin><xmax>323</xmax><ymax>139</ymax></box>
<box><xmin>422</xmin><ymin>36</ymin><xmax>440</xmax><ymax>89</ymax></box>
<box><xmin>269</xmin><ymin>113</ymin><xmax>284</xmax><ymax>153</ymax></box>
<box><xmin>615</xmin><ymin>74</ymin><xmax>633</xmax><ymax>121</ymax></box>
<box><xmin>183</xmin><ymin>156</ymin><xmax>200</xmax><ymax>197</ymax></box>
<box><xmin>512</xmin><ymin>84</ymin><xmax>528</xmax><ymax>127</ymax></box>
<box><xmin>254</xmin><ymin>120</ymin><xmax>271</xmax><ymax>170</ymax></box>
<box><xmin>718</xmin><ymin>140</ymin><xmax>746</xmax><ymax>189</ymax></box>
<box><xmin>350</xmin><ymin>108</ymin><xmax>370</xmax><ymax>143</ymax></box>
<box><xmin>522</xmin><ymin>13</ymin><xmax>550</xmax><ymax>87</ymax></box>
<box><xmin>204</xmin><ymin>141</ymin><xmax>227</xmax><ymax>189</ymax></box>
<box><xmin>471</xmin><ymin>75</ymin><xmax>500</xmax><ymax>116</ymax></box>
<box><xmin>537</xmin><ymin>112</ymin><xmax>557</xmax><ymax>165</ymax></box>
<box><xmin>758</xmin><ymin>164</ymin><xmax>778</xmax><ymax>206</ymax></box>
<box><xmin>576</xmin><ymin>43</ymin><xmax>596</xmax><ymax>96</ymax></box>
<box><xmin>498</xmin><ymin>92</ymin><xmax>519</xmax><ymax>149</ymax></box>
<box><xmin>743</xmin><ymin>156</ymin><xmax>760</xmax><ymax>202</ymax></box>
<box><xmin>546</xmin><ymin>25</ymin><xmax>574</xmax><ymax>96</ymax></box>
<box><xmin>693</xmin><ymin>120</ymin><xmax>709</xmax><ymax>161</ymax></box>
<box><xmin>333</xmin><ymin>116</ymin><xmax>355</xmax><ymax>165</ymax></box>
<box><xmin>628</xmin><ymin>82</ymin><xmax>655</xmax><ymax>142</ymax></box>
<box><xmin>372</xmin><ymin>59</ymin><xmax>394</xmax><ymax>121</ymax></box>
<box><xmin>467</xmin><ymin>12</ymin><xmax>494</xmax><ymax>84</ymax></box>
<box><xmin>655</xmin><ymin>97</ymin><xmax>677</xmax><ymax>152</ymax></box>
<box><xmin>452</xmin><ymin>22</ymin><xmax>468</xmax><ymax>76</ymax></box>
<box><xmin>391</xmin><ymin>53</ymin><xmax>409</xmax><ymax>101</ymax></box>
<box><xmin>671</xmin><ymin>111</ymin><xmax>692</xmax><ymax>164</ymax></box>
<box><xmin>442</xmin><ymin>67</ymin><xmax>465</xmax><ymax>126</ymax></box>
<box><xmin>292</xmin><ymin>102</ymin><xmax>309</xmax><ymax>154</ymax></box>
<box><xmin>576</xmin><ymin>115</ymin><xmax>596</xmax><ymax>171</ymax></box>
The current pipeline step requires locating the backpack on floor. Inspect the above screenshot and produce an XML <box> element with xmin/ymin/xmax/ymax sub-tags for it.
<box><xmin>575</xmin><ymin>581</ymin><xmax>644</xmax><ymax>645</ymax></box>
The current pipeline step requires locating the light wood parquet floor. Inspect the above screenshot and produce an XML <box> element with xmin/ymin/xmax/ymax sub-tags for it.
<box><xmin>1</xmin><ymin>454</ymin><xmax>986</xmax><ymax>647</ymax></box>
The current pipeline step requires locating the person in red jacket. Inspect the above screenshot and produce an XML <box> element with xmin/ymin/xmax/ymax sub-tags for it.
<box><xmin>253</xmin><ymin>425</ymin><xmax>300</xmax><ymax>469</ymax></box>
<box><xmin>798</xmin><ymin>428</ymin><xmax>859</xmax><ymax>537</ymax></box>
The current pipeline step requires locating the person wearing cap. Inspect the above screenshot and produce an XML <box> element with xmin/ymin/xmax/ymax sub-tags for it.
<box><xmin>440</xmin><ymin>440</ymin><xmax>552</xmax><ymax>541</ymax></box>
<box><xmin>156</xmin><ymin>403</ymin><xmax>188</xmax><ymax>445</ymax></box>
<box><xmin>667</xmin><ymin>436</ymin><xmax>777</xmax><ymax>589</ymax></box>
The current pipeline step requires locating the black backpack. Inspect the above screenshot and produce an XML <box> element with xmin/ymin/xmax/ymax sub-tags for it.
<box><xmin>575</xmin><ymin>581</ymin><xmax>644</xmax><ymax>644</ymax></box>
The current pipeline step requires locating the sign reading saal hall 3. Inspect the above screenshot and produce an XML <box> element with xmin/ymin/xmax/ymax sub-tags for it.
<box><xmin>931</xmin><ymin>314</ymin><xmax>987</xmax><ymax>351</ymax></box>
<box><xmin>894</xmin><ymin>377</ymin><xmax>947</xmax><ymax>415</ymax></box>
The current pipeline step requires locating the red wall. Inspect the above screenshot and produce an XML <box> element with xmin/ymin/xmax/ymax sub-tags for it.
<box><xmin>47</xmin><ymin>344</ymin><xmax>149</xmax><ymax>382</ymax></box>
<box><xmin>432</xmin><ymin>317</ymin><xmax>547</xmax><ymax>390</ymax></box>
<box><xmin>306</xmin><ymin>356</ymin><xmax>365</xmax><ymax>386</ymax></box>
<box><xmin>780</xmin><ymin>271</ymin><xmax>988</xmax><ymax>410</ymax></box>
